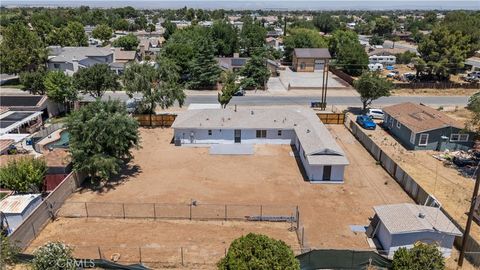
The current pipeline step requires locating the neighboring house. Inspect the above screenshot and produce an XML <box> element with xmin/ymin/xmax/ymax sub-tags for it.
<box><xmin>110</xmin><ymin>48</ymin><xmax>138</xmax><ymax>74</ymax></box>
<box><xmin>369</xmin><ymin>55</ymin><xmax>397</xmax><ymax>65</ymax></box>
<box><xmin>292</xmin><ymin>48</ymin><xmax>331</xmax><ymax>72</ymax></box>
<box><xmin>392</xmin><ymin>31</ymin><xmax>413</xmax><ymax>41</ymax></box>
<box><xmin>138</xmin><ymin>37</ymin><xmax>162</xmax><ymax>59</ymax></box>
<box><xmin>217</xmin><ymin>53</ymin><xmax>249</xmax><ymax>72</ymax></box>
<box><xmin>367</xmin><ymin>203</ymin><xmax>462</xmax><ymax>258</ymax></box>
<box><xmin>0</xmin><ymin>110</ymin><xmax>43</xmax><ymax>135</ymax></box>
<box><xmin>266</xmin><ymin>37</ymin><xmax>283</xmax><ymax>51</ymax></box>
<box><xmin>171</xmin><ymin>107</ymin><xmax>349</xmax><ymax>182</ymax></box>
<box><xmin>47</xmin><ymin>46</ymin><xmax>114</xmax><ymax>75</ymax></box>
<box><xmin>383</xmin><ymin>103</ymin><xmax>474</xmax><ymax>151</ymax></box>
<box><xmin>83</xmin><ymin>25</ymin><xmax>95</xmax><ymax>37</ymax></box>
<box><xmin>465</xmin><ymin>50</ymin><xmax>480</xmax><ymax>72</ymax></box>
<box><xmin>0</xmin><ymin>194</ymin><xmax>42</xmax><ymax>234</ymax></box>
<box><xmin>171</xmin><ymin>20</ymin><xmax>191</xmax><ymax>29</ymax></box>
<box><xmin>0</xmin><ymin>94</ymin><xmax>61</xmax><ymax>118</ymax></box>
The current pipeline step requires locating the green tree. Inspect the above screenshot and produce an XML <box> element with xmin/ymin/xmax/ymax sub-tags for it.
<box><xmin>240</xmin><ymin>49</ymin><xmax>270</xmax><ymax>90</ymax></box>
<box><xmin>218</xmin><ymin>71</ymin><xmax>239</xmax><ymax>108</ymax></box>
<box><xmin>20</xmin><ymin>69</ymin><xmax>47</xmax><ymax>95</ymax></box>
<box><xmin>162</xmin><ymin>20</ymin><xmax>177</xmax><ymax>40</ymax></box>
<box><xmin>187</xmin><ymin>37</ymin><xmax>221</xmax><ymax>89</ymax></box>
<box><xmin>284</xmin><ymin>28</ymin><xmax>328</xmax><ymax>62</ymax></box>
<box><xmin>369</xmin><ymin>34</ymin><xmax>384</xmax><ymax>46</ymax></box>
<box><xmin>328</xmin><ymin>30</ymin><xmax>359</xmax><ymax>57</ymax></box>
<box><xmin>392</xmin><ymin>243</ymin><xmax>445</xmax><ymax>270</ymax></box>
<box><xmin>0</xmin><ymin>157</ymin><xmax>47</xmax><ymax>193</ymax></box>
<box><xmin>66</xmin><ymin>100</ymin><xmax>140</xmax><ymax>181</ymax></box>
<box><xmin>373</xmin><ymin>17</ymin><xmax>394</xmax><ymax>37</ymax></box>
<box><xmin>65</xmin><ymin>21</ymin><xmax>88</xmax><ymax>46</ymax></box>
<box><xmin>417</xmin><ymin>26</ymin><xmax>471</xmax><ymax>80</ymax></box>
<box><xmin>0</xmin><ymin>23</ymin><xmax>47</xmax><ymax>74</ymax></box>
<box><xmin>92</xmin><ymin>24</ymin><xmax>113</xmax><ymax>44</ymax></box>
<box><xmin>112</xmin><ymin>33</ymin><xmax>139</xmax><ymax>50</ymax></box>
<box><xmin>354</xmin><ymin>72</ymin><xmax>393</xmax><ymax>110</ymax></box>
<box><xmin>146</xmin><ymin>23</ymin><xmax>156</xmax><ymax>34</ymax></box>
<box><xmin>32</xmin><ymin>242</ymin><xmax>75</xmax><ymax>270</ymax></box>
<box><xmin>336</xmin><ymin>41</ymin><xmax>368</xmax><ymax>76</ymax></box>
<box><xmin>239</xmin><ymin>17</ymin><xmax>267</xmax><ymax>56</ymax></box>
<box><xmin>73</xmin><ymin>64</ymin><xmax>120</xmax><ymax>98</ymax></box>
<box><xmin>44</xmin><ymin>71</ymin><xmax>77</xmax><ymax>112</ymax></box>
<box><xmin>211</xmin><ymin>20</ymin><xmax>239</xmax><ymax>56</ymax></box>
<box><xmin>313</xmin><ymin>13</ymin><xmax>339</xmax><ymax>33</ymax></box>
<box><xmin>218</xmin><ymin>233</ymin><xmax>300</xmax><ymax>270</ymax></box>
<box><xmin>113</xmin><ymin>18</ymin><xmax>129</xmax><ymax>31</ymax></box>
<box><xmin>467</xmin><ymin>92</ymin><xmax>480</xmax><ymax>135</ymax></box>
<box><xmin>0</xmin><ymin>235</ymin><xmax>20</xmax><ymax>266</ymax></box>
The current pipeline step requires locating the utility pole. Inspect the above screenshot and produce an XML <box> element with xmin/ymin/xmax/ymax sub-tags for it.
<box><xmin>458</xmin><ymin>169</ymin><xmax>480</xmax><ymax>267</ymax></box>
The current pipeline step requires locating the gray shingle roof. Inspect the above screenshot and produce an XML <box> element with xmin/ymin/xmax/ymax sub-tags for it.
<box><xmin>374</xmin><ymin>203</ymin><xmax>462</xmax><ymax>236</ymax></box>
<box><xmin>294</xmin><ymin>48</ymin><xmax>331</xmax><ymax>59</ymax></box>
<box><xmin>48</xmin><ymin>46</ymin><xmax>113</xmax><ymax>63</ymax></box>
<box><xmin>172</xmin><ymin>107</ymin><xmax>349</xmax><ymax>166</ymax></box>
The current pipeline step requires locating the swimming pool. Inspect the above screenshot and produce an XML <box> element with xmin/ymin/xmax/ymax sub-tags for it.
<box><xmin>46</xmin><ymin>131</ymin><xmax>70</xmax><ymax>149</ymax></box>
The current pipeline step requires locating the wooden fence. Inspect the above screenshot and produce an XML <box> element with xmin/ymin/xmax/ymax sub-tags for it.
<box><xmin>330</xmin><ymin>67</ymin><xmax>355</xmax><ymax>86</ymax></box>
<box><xmin>8</xmin><ymin>172</ymin><xmax>86</xmax><ymax>249</ymax></box>
<box><xmin>134</xmin><ymin>114</ymin><xmax>177</xmax><ymax>127</ymax></box>
<box><xmin>344</xmin><ymin>116</ymin><xmax>480</xmax><ymax>266</ymax></box>
<box><xmin>317</xmin><ymin>113</ymin><xmax>345</xmax><ymax>125</ymax></box>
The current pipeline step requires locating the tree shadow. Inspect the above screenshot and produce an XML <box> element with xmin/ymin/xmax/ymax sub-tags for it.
<box><xmin>345</xmin><ymin>106</ymin><xmax>363</xmax><ymax>115</ymax></box>
<box><xmin>77</xmin><ymin>161</ymin><xmax>142</xmax><ymax>194</ymax></box>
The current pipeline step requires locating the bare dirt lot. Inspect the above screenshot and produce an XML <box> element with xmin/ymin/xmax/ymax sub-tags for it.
<box><xmin>391</xmin><ymin>88</ymin><xmax>478</xmax><ymax>97</ymax></box>
<box><xmin>361</xmin><ymin>118</ymin><xmax>480</xmax><ymax>255</ymax></box>
<box><xmin>29</xmin><ymin>126</ymin><xmax>414</xmax><ymax>267</ymax></box>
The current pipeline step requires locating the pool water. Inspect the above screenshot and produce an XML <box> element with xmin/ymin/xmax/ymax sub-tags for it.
<box><xmin>47</xmin><ymin>131</ymin><xmax>70</xmax><ymax>148</ymax></box>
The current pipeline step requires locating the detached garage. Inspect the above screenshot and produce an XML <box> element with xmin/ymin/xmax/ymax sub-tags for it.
<box><xmin>292</xmin><ymin>48</ymin><xmax>331</xmax><ymax>72</ymax></box>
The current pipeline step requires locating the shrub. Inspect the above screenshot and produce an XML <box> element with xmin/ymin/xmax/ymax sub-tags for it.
<box><xmin>0</xmin><ymin>234</ymin><xmax>20</xmax><ymax>265</ymax></box>
<box><xmin>32</xmin><ymin>242</ymin><xmax>75</xmax><ymax>270</ymax></box>
<box><xmin>218</xmin><ymin>233</ymin><xmax>300</xmax><ymax>270</ymax></box>
<box><xmin>392</xmin><ymin>243</ymin><xmax>445</xmax><ymax>270</ymax></box>
<box><xmin>0</xmin><ymin>157</ymin><xmax>47</xmax><ymax>193</ymax></box>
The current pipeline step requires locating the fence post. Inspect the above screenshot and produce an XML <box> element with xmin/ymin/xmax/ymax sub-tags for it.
<box><xmin>122</xmin><ymin>203</ymin><xmax>126</xmax><ymax>219</ymax></box>
<box><xmin>301</xmin><ymin>227</ymin><xmax>305</xmax><ymax>247</ymax></box>
<box><xmin>224</xmin><ymin>205</ymin><xmax>227</xmax><ymax>221</ymax></box>
<box><xmin>296</xmin><ymin>207</ymin><xmax>300</xmax><ymax>229</ymax></box>
<box><xmin>181</xmin><ymin>247</ymin><xmax>184</xmax><ymax>266</ymax></box>
<box><xmin>97</xmin><ymin>246</ymin><xmax>102</xmax><ymax>259</ymax></box>
<box><xmin>85</xmin><ymin>202</ymin><xmax>89</xmax><ymax>218</ymax></box>
<box><xmin>260</xmin><ymin>205</ymin><xmax>263</xmax><ymax>220</ymax></box>
<box><xmin>31</xmin><ymin>223</ymin><xmax>36</xmax><ymax>237</ymax></box>
<box><xmin>189</xmin><ymin>204</ymin><xmax>192</xmax><ymax>220</ymax></box>
<box><xmin>139</xmin><ymin>247</ymin><xmax>142</xmax><ymax>263</ymax></box>
<box><xmin>153</xmin><ymin>203</ymin><xmax>156</xmax><ymax>220</ymax></box>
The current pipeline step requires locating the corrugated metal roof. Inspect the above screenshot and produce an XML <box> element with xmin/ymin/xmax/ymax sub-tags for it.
<box><xmin>294</xmin><ymin>48</ymin><xmax>331</xmax><ymax>59</ymax></box>
<box><xmin>0</xmin><ymin>194</ymin><xmax>41</xmax><ymax>214</ymax></box>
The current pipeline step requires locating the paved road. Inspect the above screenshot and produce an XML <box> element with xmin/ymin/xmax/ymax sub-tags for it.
<box><xmin>93</xmin><ymin>92</ymin><xmax>469</xmax><ymax>107</ymax></box>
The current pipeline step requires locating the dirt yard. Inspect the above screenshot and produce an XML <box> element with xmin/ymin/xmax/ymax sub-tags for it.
<box><xmin>391</xmin><ymin>88</ymin><xmax>478</xmax><ymax>97</ymax></box>
<box><xmin>361</xmin><ymin>119</ymin><xmax>480</xmax><ymax>252</ymax></box>
<box><xmin>28</xmin><ymin>126</ymin><xmax>415</xmax><ymax>267</ymax></box>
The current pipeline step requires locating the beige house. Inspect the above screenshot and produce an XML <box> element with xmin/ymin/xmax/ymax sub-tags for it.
<box><xmin>292</xmin><ymin>48</ymin><xmax>331</xmax><ymax>72</ymax></box>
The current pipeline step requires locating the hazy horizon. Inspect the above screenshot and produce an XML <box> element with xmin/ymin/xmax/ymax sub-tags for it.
<box><xmin>2</xmin><ymin>0</ymin><xmax>479</xmax><ymax>10</ymax></box>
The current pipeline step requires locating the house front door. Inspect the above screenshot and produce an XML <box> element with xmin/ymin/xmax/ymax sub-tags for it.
<box><xmin>234</xmin><ymin>130</ymin><xmax>241</xmax><ymax>143</ymax></box>
<box><xmin>323</xmin><ymin>165</ymin><xmax>332</xmax><ymax>181</ymax></box>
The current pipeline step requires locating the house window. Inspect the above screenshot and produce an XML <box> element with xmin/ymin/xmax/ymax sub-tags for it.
<box><xmin>256</xmin><ymin>130</ymin><xmax>267</xmax><ymax>138</ymax></box>
<box><xmin>208</xmin><ymin>130</ymin><xmax>212</xmax><ymax>136</ymax></box>
<box><xmin>278</xmin><ymin>130</ymin><xmax>282</xmax><ymax>136</ymax></box>
<box><xmin>450</xmin><ymin>133</ymin><xmax>469</xmax><ymax>142</ymax></box>
<box><xmin>419</xmin><ymin>134</ymin><xmax>429</xmax><ymax>146</ymax></box>
<box><xmin>396</xmin><ymin>120</ymin><xmax>401</xmax><ymax>129</ymax></box>
<box><xmin>53</xmin><ymin>63</ymin><xmax>60</xmax><ymax>69</ymax></box>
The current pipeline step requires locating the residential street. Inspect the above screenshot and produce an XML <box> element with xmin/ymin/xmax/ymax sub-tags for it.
<box><xmin>90</xmin><ymin>91</ymin><xmax>469</xmax><ymax>107</ymax></box>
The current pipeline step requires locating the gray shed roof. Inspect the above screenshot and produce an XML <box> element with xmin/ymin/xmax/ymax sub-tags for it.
<box><xmin>294</xmin><ymin>48</ymin><xmax>331</xmax><ymax>59</ymax></box>
<box><xmin>374</xmin><ymin>203</ymin><xmax>462</xmax><ymax>236</ymax></box>
<box><xmin>172</xmin><ymin>107</ymin><xmax>348</xmax><ymax>166</ymax></box>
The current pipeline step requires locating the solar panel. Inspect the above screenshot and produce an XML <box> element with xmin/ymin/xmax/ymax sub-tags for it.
<box><xmin>0</xmin><ymin>96</ymin><xmax>42</xmax><ymax>107</ymax></box>
<box><xmin>1</xmin><ymin>112</ymin><xmax>35</xmax><ymax>121</ymax></box>
<box><xmin>0</xmin><ymin>120</ymin><xmax>16</xmax><ymax>128</ymax></box>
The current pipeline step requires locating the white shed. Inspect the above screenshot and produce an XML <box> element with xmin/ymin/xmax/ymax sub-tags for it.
<box><xmin>367</xmin><ymin>203</ymin><xmax>462</xmax><ymax>258</ymax></box>
<box><xmin>0</xmin><ymin>194</ymin><xmax>42</xmax><ymax>234</ymax></box>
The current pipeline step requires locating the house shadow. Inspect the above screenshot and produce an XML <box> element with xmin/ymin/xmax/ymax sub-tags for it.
<box><xmin>77</xmin><ymin>161</ymin><xmax>142</xmax><ymax>194</ymax></box>
<box><xmin>290</xmin><ymin>144</ymin><xmax>309</xmax><ymax>182</ymax></box>
<box><xmin>345</xmin><ymin>106</ymin><xmax>363</xmax><ymax>115</ymax></box>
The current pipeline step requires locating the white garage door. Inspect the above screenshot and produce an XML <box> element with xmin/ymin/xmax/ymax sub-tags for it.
<box><xmin>314</xmin><ymin>59</ymin><xmax>325</xmax><ymax>70</ymax></box>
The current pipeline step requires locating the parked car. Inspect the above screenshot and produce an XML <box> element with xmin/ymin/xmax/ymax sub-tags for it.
<box><xmin>356</xmin><ymin>115</ymin><xmax>377</xmax><ymax>130</ymax></box>
<box><xmin>233</xmin><ymin>90</ymin><xmax>245</xmax><ymax>96</ymax></box>
<box><xmin>366</xmin><ymin>108</ymin><xmax>384</xmax><ymax>119</ymax></box>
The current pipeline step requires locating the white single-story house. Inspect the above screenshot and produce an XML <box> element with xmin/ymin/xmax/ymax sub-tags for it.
<box><xmin>0</xmin><ymin>194</ymin><xmax>42</xmax><ymax>234</ymax></box>
<box><xmin>367</xmin><ymin>203</ymin><xmax>462</xmax><ymax>258</ymax></box>
<box><xmin>171</xmin><ymin>107</ymin><xmax>349</xmax><ymax>182</ymax></box>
